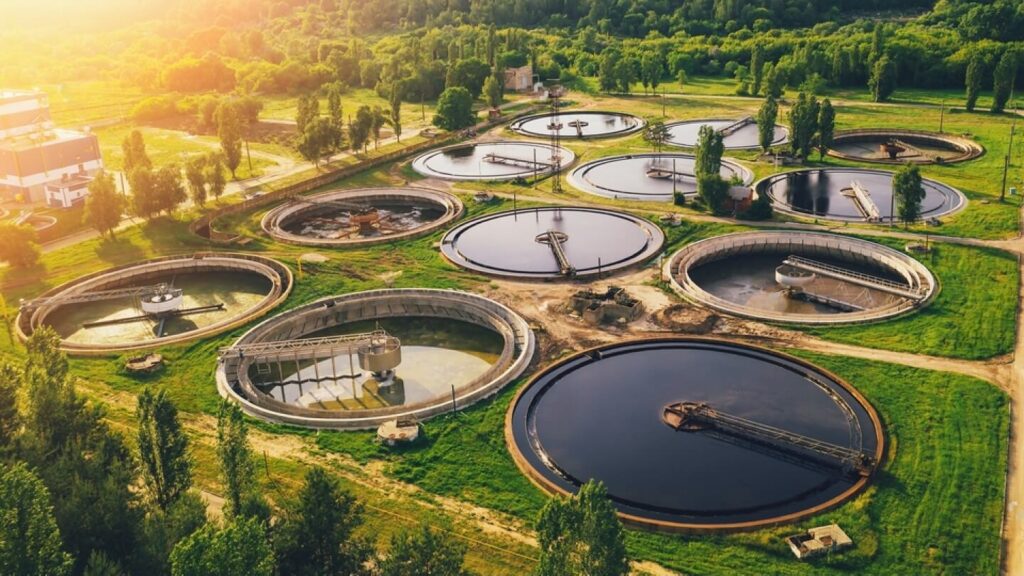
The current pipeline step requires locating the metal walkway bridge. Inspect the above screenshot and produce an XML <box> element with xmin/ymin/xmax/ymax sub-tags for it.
<box><xmin>219</xmin><ymin>330</ymin><xmax>399</xmax><ymax>363</ymax></box>
<box><xmin>782</xmin><ymin>255</ymin><xmax>925</xmax><ymax>300</ymax></box>
<box><xmin>482</xmin><ymin>153</ymin><xmax>555</xmax><ymax>170</ymax></box>
<box><xmin>664</xmin><ymin>402</ymin><xmax>875</xmax><ymax>476</ymax></box>
<box><xmin>536</xmin><ymin>230</ymin><xmax>575</xmax><ymax>277</ymax></box>
<box><xmin>840</xmin><ymin>180</ymin><xmax>881</xmax><ymax>222</ymax></box>
<box><xmin>718</xmin><ymin>116</ymin><xmax>754</xmax><ymax>137</ymax></box>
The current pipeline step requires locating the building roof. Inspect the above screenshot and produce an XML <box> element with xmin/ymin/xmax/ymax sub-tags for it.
<box><xmin>0</xmin><ymin>90</ymin><xmax>45</xmax><ymax>105</ymax></box>
<box><xmin>0</xmin><ymin>128</ymin><xmax>94</xmax><ymax>153</ymax></box>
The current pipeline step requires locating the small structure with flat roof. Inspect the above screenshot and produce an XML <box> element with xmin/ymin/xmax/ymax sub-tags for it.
<box><xmin>786</xmin><ymin>524</ymin><xmax>853</xmax><ymax>559</ymax></box>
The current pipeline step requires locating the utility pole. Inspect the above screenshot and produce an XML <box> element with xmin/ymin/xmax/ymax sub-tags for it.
<box><xmin>939</xmin><ymin>98</ymin><xmax>945</xmax><ymax>133</ymax></box>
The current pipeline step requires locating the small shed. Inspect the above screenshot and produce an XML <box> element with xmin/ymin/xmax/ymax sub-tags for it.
<box><xmin>786</xmin><ymin>524</ymin><xmax>853</xmax><ymax>560</ymax></box>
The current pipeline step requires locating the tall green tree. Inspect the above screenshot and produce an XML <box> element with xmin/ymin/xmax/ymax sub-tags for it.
<box><xmin>216</xmin><ymin>402</ymin><xmax>268</xmax><ymax>521</ymax></box>
<box><xmin>216</xmin><ymin>103</ymin><xmax>244</xmax><ymax>178</ymax></box>
<box><xmin>298</xmin><ymin>117</ymin><xmax>342</xmax><ymax>166</ymax></box>
<box><xmin>598</xmin><ymin>48</ymin><xmax>621</xmax><ymax>92</ymax></box>
<box><xmin>184</xmin><ymin>155</ymin><xmax>208</xmax><ymax>208</ymax></box>
<box><xmin>535</xmin><ymin>480</ymin><xmax>628</xmax><ymax>576</ymax></box>
<box><xmin>327</xmin><ymin>87</ymin><xmax>343</xmax><ymax>129</ymax></box>
<box><xmin>296</xmin><ymin>94</ymin><xmax>319</xmax><ymax>134</ymax></box>
<box><xmin>389</xmin><ymin>82</ymin><xmax>404</xmax><ymax>142</ymax></box>
<box><xmin>893</xmin><ymin>163</ymin><xmax>926</xmax><ymax>227</ymax></box>
<box><xmin>0</xmin><ymin>363</ymin><xmax>18</xmax><ymax>455</ymax></box>
<box><xmin>965</xmin><ymin>55</ymin><xmax>982</xmax><ymax>112</ymax></box>
<box><xmin>137</xmin><ymin>389</ymin><xmax>192</xmax><ymax>512</ymax></box>
<box><xmin>378</xmin><ymin>524</ymin><xmax>468</xmax><ymax>576</ymax></box>
<box><xmin>869</xmin><ymin>55</ymin><xmax>896</xmax><ymax>102</ymax></box>
<box><xmin>694</xmin><ymin>124</ymin><xmax>724</xmax><ymax>179</ymax></box>
<box><xmin>153</xmin><ymin>164</ymin><xmax>186</xmax><ymax>215</ymax></box>
<box><xmin>788</xmin><ymin>92</ymin><xmax>820</xmax><ymax>159</ymax></box>
<box><xmin>640</xmin><ymin>52</ymin><xmax>663</xmax><ymax>95</ymax></box>
<box><xmin>750</xmin><ymin>45</ymin><xmax>765</xmax><ymax>95</ymax></box>
<box><xmin>992</xmin><ymin>51</ymin><xmax>1017</xmax><ymax>113</ymax></box>
<box><xmin>275</xmin><ymin>467</ymin><xmax>374</xmax><ymax>576</ymax></box>
<box><xmin>370</xmin><ymin>106</ymin><xmax>387</xmax><ymax>150</ymax></box>
<box><xmin>756</xmin><ymin>96</ymin><xmax>778</xmax><ymax>153</ymax></box>
<box><xmin>483</xmin><ymin>75</ymin><xmax>502</xmax><ymax>109</ymax></box>
<box><xmin>85</xmin><ymin>172</ymin><xmax>125</xmax><ymax>238</ymax></box>
<box><xmin>763</xmin><ymin>63</ymin><xmax>786</xmax><ymax>98</ymax></box>
<box><xmin>122</xmin><ymin>130</ymin><xmax>152</xmax><ymax>174</ymax></box>
<box><xmin>129</xmin><ymin>167</ymin><xmax>159</xmax><ymax>219</ymax></box>
<box><xmin>643</xmin><ymin>121</ymin><xmax>670</xmax><ymax>155</ymax></box>
<box><xmin>170</xmin><ymin>516</ymin><xmax>274</xmax><ymax>576</ymax></box>
<box><xmin>817</xmin><ymin>98</ymin><xmax>836</xmax><ymax>159</ymax></box>
<box><xmin>205</xmin><ymin>155</ymin><xmax>227</xmax><ymax>201</ymax></box>
<box><xmin>0</xmin><ymin>463</ymin><xmax>72</xmax><ymax>576</ymax></box>
<box><xmin>0</xmin><ymin>223</ymin><xmax>39</xmax><ymax>268</ymax></box>
<box><xmin>432</xmin><ymin>87</ymin><xmax>475</xmax><ymax>131</ymax></box>
<box><xmin>350</xmin><ymin>105</ymin><xmax>374</xmax><ymax>153</ymax></box>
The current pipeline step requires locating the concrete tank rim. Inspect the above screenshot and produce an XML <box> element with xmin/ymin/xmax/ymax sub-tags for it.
<box><xmin>566</xmin><ymin>152</ymin><xmax>754</xmax><ymax>202</ymax></box>
<box><xmin>664</xmin><ymin>118</ymin><xmax>790</xmax><ymax>150</ymax></box>
<box><xmin>663</xmin><ymin>230</ymin><xmax>938</xmax><ymax>325</ymax></box>
<box><xmin>410</xmin><ymin>140</ymin><xmax>577</xmax><ymax>181</ymax></box>
<box><xmin>216</xmin><ymin>288</ymin><xmax>535</xmax><ymax>430</ymax></box>
<box><xmin>15</xmin><ymin>252</ymin><xmax>293</xmax><ymax>356</ymax></box>
<box><xmin>508</xmin><ymin>110</ymin><xmax>647</xmax><ymax>139</ymax></box>
<box><xmin>439</xmin><ymin>205</ymin><xmax>666</xmax><ymax>280</ymax></box>
<box><xmin>753</xmin><ymin>167</ymin><xmax>968</xmax><ymax>224</ymax></box>
<box><xmin>260</xmin><ymin>186</ymin><xmax>465</xmax><ymax>247</ymax></box>
<box><xmin>827</xmin><ymin>128</ymin><xmax>985</xmax><ymax>165</ymax></box>
<box><xmin>503</xmin><ymin>335</ymin><xmax>886</xmax><ymax>534</ymax></box>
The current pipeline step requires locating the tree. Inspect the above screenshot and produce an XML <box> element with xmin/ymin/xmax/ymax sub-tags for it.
<box><xmin>484</xmin><ymin>75</ymin><xmax>502</xmax><ymax>109</ymax></box>
<box><xmin>965</xmin><ymin>55</ymin><xmax>982</xmax><ymax>112</ymax></box>
<box><xmin>598</xmin><ymin>48</ymin><xmax>621</xmax><ymax>92</ymax></box>
<box><xmin>640</xmin><ymin>52</ymin><xmax>663</xmax><ymax>95</ymax></box>
<box><xmin>184</xmin><ymin>156</ymin><xmax>208</xmax><ymax>207</ymax></box>
<box><xmin>153</xmin><ymin>164</ymin><xmax>186</xmax><ymax>215</ymax></box>
<box><xmin>137</xmin><ymin>389</ymin><xmax>193</xmax><ymax>512</ymax></box>
<box><xmin>205</xmin><ymin>155</ymin><xmax>227</xmax><ymax>201</ymax></box>
<box><xmin>0</xmin><ymin>463</ymin><xmax>72</xmax><ymax>576</ymax></box>
<box><xmin>763</xmin><ymin>63</ymin><xmax>786</xmax><ymax>98</ymax></box>
<box><xmin>642</xmin><ymin>121</ymin><xmax>670</xmax><ymax>155</ymax></box>
<box><xmin>275</xmin><ymin>467</ymin><xmax>374</xmax><ymax>576</ymax></box>
<box><xmin>82</xmin><ymin>551</ymin><xmax>124</xmax><ymax>576</ymax></box>
<box><xmin>216</xmin><ymin>402</ymin><xmax>268</xmax><ymax>521</ymax></box>
<box><xmin>129</xmin><ymin>167</ymin><xmax>159</xmax><ymax>219</ymax></box>
<box><xmin>370</xmin><ymin>106</ymin><xmax>387</xmax><ymax>150</ymax></box>
<box><xmin>170</xmin><ymin>516</ymin><xmax>274</xmax><ymax>576</ymax></box>
<box><xmin>817</xmin><ymin>99</ymin><xmax>836</xmax><ymax>159</ymax></box>
<box><xmin>750</xmin><ymin>45</ymin><xmax>765</xmax><ymax>96</ymax></box>
<box><xmin>122</xmin><ymin>130</ymin><xmax>152</xmax><ymax>174</ymax></box>
<box><xmin>446</xmin><ymin>58</ymin><xmax>490</xmax><ymax>98</ymax></box>
<box><xmin>535</xmin><ymin>480</ymin><xmax>628</xmax><ymax>576</ymax></box>
<box><xmin>298</xmin><ymin>117</ymin><xmax>342</xmax><ymax>166</ymax></box>
<box><xmin>296</xmin><ymin>94</ymin><xmax>319</xmax><ymax>134</ymax></box>
<box><xmin>389</xmin><ymin>83</ymin><xmax>403</xmax><ymax>142</ymax></box>
<box><xmin>615</xmin><ymin>57</ymin><xmax>638</xmax><ymax>93</ymax></box>
<box><xmin>0</xmin><ymin>363</ymin><xmax>19</xmax><ymax>455</ymax></box>
<box><xmin>697</xmin><ymin>175</ymin><xmax>730</xmax><ymax>215</ymax></box>
<box><xmin>869</xmin><ymin>56</ymin><xmax>896</xmax><ymax>103</ymax></box>
<box><xmin>216</xmin><ymin>103</ymin><xmax>244</xmax><ymax>178</ymax></box>
<box><xmin>992</xmin><ymin>51</ymin><xmax>1017</xmax><ymax>113</ymax></box>
<box><xmin>378</xmin><ymin>524</ymin><xmax>468</xmax><ymax>576</ymax></box>
<box><xmin>893</xmin><ymin>163</ymin><xmax>926</xmax><ymax>227</ymax></box>
<box><xmin>350</xmin><ymin>105</ymin><xmax>373</xmax><ymax>154</ymax></box>
<box><xmin>84</xmin><ymin>172</ymin><xmax>125</xmax><ymax>238</ymax></box>
<box><xmin>0</xmin><ymin>223</ymin><xmax>40</xmax><ymax>268</ymax></box>
<box><xmin>433</xmin><ymin>87</ymin><xmax>475</xmax><ymax>131</ymax></box>
<box><xmin>756</xmin><ymin>96</ymin><xmax>778</xmax><ymax>153</ymax></box>
<box><xmin>788</xmin><ymin>92</ymin><xmax>820</xmax><ymax>160</ymax></box>
<box><xmin>694</xmin><ymin>124</ymin><xmax>724</xmax><ymax>179</ymax></box>
<box><xmin>327</xmin><ymin>87</ymin><xmax>343</xmax><ymax>129</ymax></box>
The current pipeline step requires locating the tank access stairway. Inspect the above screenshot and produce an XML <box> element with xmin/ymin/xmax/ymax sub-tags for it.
<box><xmin>664</xmin><ymin>401</ymin><xmax>876</xmax><ymax>476</ymax></box>
<box><xmin>781</xmin><ymin>255</ymin><xmax>927</xmax><ymax>301</ymax></box>
<box><xmin>717</xmin><ymin>116</ymin><xmax>755</xmax><ymax>137</ymax></box>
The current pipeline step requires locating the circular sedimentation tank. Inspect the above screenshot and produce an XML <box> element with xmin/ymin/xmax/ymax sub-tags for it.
<box><xmin>411</xmin><ymin>141</ymin><xmax>575</xmax><ymax>181</ymax></box>
<box><xmin>509</xmin><ymin>111</ymin><xmax>645</xmax><ymax>139</ymax></box>
<box><xmin>217</xmin><ymin>289</ymin><xmax>534</xmax><ymax>429</ymax></box>
<box><xmin>829</xmin><ymin>129</ymin><xmax>983</xmax><ymax>164</ymax></box>
<box><xmin>666</xmin><ymin>118</ymin><xmax>789</xmax><ymax>150</ymax></box>
<box><xmin>567</xmin><ymin>153</ymin><xmax>753</xmax><ymax>202</ymax></box>
<box><xmin>440</xmin><ymin>206</ymin><xmax>665</xmax><ymax>280</ymax></box>
<box><xmin>507</xmin><ymin>338</ymin><xmax>883</xmax><ymax>532</ymax></box>
<box><xmin>665</xmin><ymin>231</ymin><xmax>936</xmax><ymax>324</ymax></box>
<box><xmin>261</xmin><ymin>187</ymin><xmax>463</xmax><ymax>247</ymax></box>
<box><xmin>757</xmin><ymin>168</ymin><xmax>965</xmax><ymax>223</ymax></box>
<box><xmin>16</xmin><ymin>253</ymin><xmax>292</xmax><ymax>355</ymax></box>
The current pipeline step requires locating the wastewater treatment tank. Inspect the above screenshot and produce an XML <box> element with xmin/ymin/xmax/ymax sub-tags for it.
<box><xmin>666</xmin><ymin>118</ymin><xmax>789</xmax><ymax>150</ymax></box>
<box><xmin>567</xmin><ymin>153</ymin><xmax>753</xmax><ymax>202</ymax></box>
<box><xmin>507</xmin><ymin>338</ymin><xmax>883</xmax><ymax>532</ymax></box>
<box><xmin>757</xmin><ymin>168</ymin><xmax>965</xmax><ymax>223</ymax></box>
<box><xmin>411</xmin><ymin>141</ymin><xmax>575</xmax><ymax>181</ymax></box>
<box><xmin>665</xmin><ymin>231</ymin><xmax>936</xmax><ymax>324</ymax></box>
<box><xmin>440</xmin><ymin>207</ymin><xmax>665</xmax><ymax>280</ymax></box>
<box><xmin>261</xmin><ymin>187</ymin><xmax>463</xmax><ymax>247</ymax></box>
<box><xmin>16</xmin><ymin>254</ymin><xmax>292</xmax><ymax>355</ymax></box>
<box><xmin>509</xmin><ymin>111</ymin><xmax>645</xmax><ymax>139</ymax></box>
<box><xmin>829</xmin><ymin>129</ymin><xmax>983</xmax><ymax>165</ymax></box>
<box><xmin>217</xmin><ymin>289</ymin><xmax>534</xmax><ymax>429</ymax></box>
